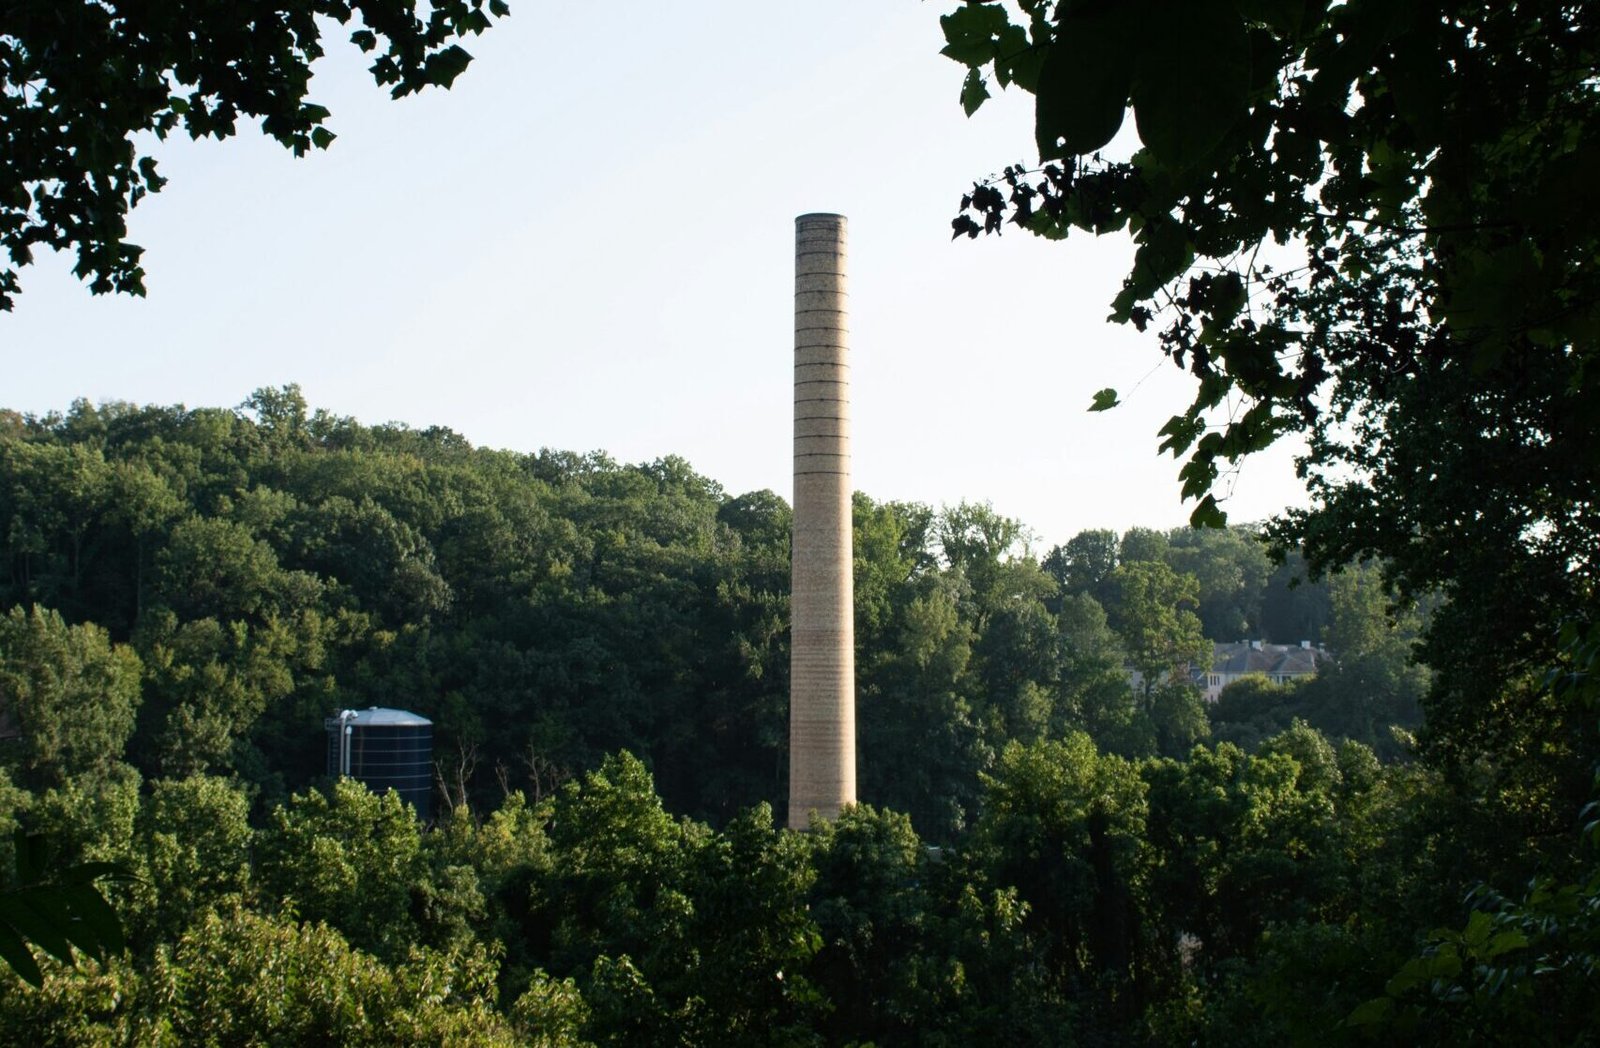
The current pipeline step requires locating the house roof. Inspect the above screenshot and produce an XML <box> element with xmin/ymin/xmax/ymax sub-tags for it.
<box><xmin>1210</xmin><ymin>642</ymin><xmax>1325</xmax><ymax>676</ymax></box>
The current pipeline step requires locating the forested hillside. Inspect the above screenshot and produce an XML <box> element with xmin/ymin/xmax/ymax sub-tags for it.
<box><xmin>1</xmin><ymin>390</ymin><xmax>1587</xmax><ymax>1044</ymax></box>
<box><xmin>0</xmin><ymin>389</ymin><xmax>1418</xmax><ymax>827</ymax></box>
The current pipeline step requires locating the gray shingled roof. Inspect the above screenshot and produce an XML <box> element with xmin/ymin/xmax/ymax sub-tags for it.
<box><xmin>1209</xmin><ymin>642</ymin><xmax>1326</xmax><ymax>676</ymax></box>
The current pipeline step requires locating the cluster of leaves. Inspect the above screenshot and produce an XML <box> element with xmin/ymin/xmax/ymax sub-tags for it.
<box><xmin>1347</xmin><ymin>887</ymin><xmax>1600</xmax><ymax>1046</ymax></box>
<box><xmin>0</xmin><ymin>0</ymin><xmax>509</xmax><ymax>308</ymax></box>
<box><xmin>944</xmin><ymin>0</ymin><xmax>1597</xmax><ymax>515</ymax></box>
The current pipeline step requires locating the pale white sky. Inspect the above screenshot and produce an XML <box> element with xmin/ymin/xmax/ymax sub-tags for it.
<box><xmin>0</xmin><ymin>2</ymin><xmax>1306</xmax><ymax>549</ymax></box>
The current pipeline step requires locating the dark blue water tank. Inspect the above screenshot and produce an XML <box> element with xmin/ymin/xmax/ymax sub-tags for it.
<box><xmin>325</xmin><ymin>707</ymin><xmax>433</xmax><ymax>820</ymax></box>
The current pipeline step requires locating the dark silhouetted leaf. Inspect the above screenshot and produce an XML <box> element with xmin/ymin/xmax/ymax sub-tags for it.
<box><xmin>1130</xmin><ymin>0</ymin><xmax>1250</xmax><ymax>168</ymax></box>
<box><xmin>940</xmin><ymin>3</ymin><xmax>1013</xmax><ymax>66</ymax></box>
<box><xmin>1188</xmin><ymin>494</ymin><xmax>1227</xmax><ymax>529</ymax></box>
<box><xmin>0</xmin><ymin>922</ymin><xmax>42</xmax><ymax>987</ymax></box>
<box><xmin>1035</xmin><ymin>11</ymin><xmax>1135</xmax><ymax>159</ymax></box>
<box><xmin>961</xmin><ymin>69</ymin><xmax>991</xmax><ymax>117</ymax></box>
<box><xmin>1089</xmin><ymin>388</ymin><xmax>1121</xmax><ymax>412</ymax></box>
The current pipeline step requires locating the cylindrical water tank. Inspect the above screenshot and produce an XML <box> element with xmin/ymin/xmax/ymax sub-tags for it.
<box><xmin>324</xmin><ymin>707</ymin><xmax>433</xmax><ymax>820</ymax></box>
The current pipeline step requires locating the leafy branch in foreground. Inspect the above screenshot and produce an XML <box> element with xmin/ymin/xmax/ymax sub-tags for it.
<box><xmin>0</xmin><ymin>0</ymin><xmax>510</xmax><ymax>309</ymax></box>
<box><xmin>0</xmin><ymin>831</ymin><xmax>133</xmax><ymax>988</ymax></box>
<box><xmin>939</xmin><ymin>0</ymin><xmax>1599</xmax><ymax>776</ymax></box>
<box><xmin>941</xmin><ymin>0</ymin><xmax>1598</xmax><ymax>534</ymax></box>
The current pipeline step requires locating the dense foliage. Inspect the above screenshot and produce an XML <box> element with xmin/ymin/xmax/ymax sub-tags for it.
<box><xmin>0</xmin><ymin>390</ymin><xmax>1586</xmax><ymax>1043</ymax></box>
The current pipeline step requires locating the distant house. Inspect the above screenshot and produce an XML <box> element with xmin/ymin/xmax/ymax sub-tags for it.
<box><xmin>1199</xmin><ymin>640</ymin><xmax>1328</xmax><ymax>702</ymax></box>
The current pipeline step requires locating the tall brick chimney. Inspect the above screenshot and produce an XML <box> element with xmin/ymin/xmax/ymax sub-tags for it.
<box><xmin>788</xmin><ymin>212</ymin><xmax>856</xmax><ymax>829</ymax></box>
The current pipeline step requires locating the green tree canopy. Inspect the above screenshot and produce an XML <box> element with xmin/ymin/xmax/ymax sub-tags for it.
<box><xmin>1041</xmin><ymin>527</ymin><xmax>1118</xmax><ymax>609</ymax></box>
<box><xmin>970</xmin><ymin>735</ymin><xmax>1148</xmax><ymax>1013</ymax></box>
<box><xmin>1105</xmin><ymin>559</ymin><xmax>1207</xmax><ymax>696</ymax></box>
<box><xmin>127</xmin><ymin>775</ymin><xmax>253</xmax><ymax>944</ymax></box>
<box><xmin>256</xmin><ymin>778</ymin><xmax>427</xmax><ymax>961</ymax></box>
<box><xmin>0</xmin><ymin>607</ymin><xmax>141</xmax><ymax>790</ymax></box>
